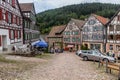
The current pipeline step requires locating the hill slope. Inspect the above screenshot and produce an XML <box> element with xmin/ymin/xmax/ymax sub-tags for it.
<box><xmin>37</xmin><ymin>3</ymin><xmax>120</xmax><ymax>34</ymax></box>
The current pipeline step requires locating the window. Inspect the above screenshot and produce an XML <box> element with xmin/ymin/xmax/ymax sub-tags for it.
<box><xmin>110</xmin><ymin>45</ymin><xmax>113</xmax><ymax>50</ymax></box>
<box><xmin>118</xmin><ymin>15</ymin><xmax>120</xmax><ymax>21</ymax></box>
<box><xmin>25</xmin><ymin>33</ymin><xmax>29</xmax><ymax>40</ymax></box>
<box><xmin>88</xmin><ymin>20</ymin><xmax>96</xmax><ymax>25</ymax></box>
<box><xmin>69</xmin><ymin>25</ymin><xmax>73</xmax><ymax>30</ymax></box>
<box><xmin>67</xmin><ymin>38</ymin><xmax>70</xmax><ymax>42</ymax></box>
<box><xmin>8</xmin><ymin>12</ymin><xmax>12</xmax><ymax>24</ymax></box>
<box><xmin>81</xmin><ymin>50</ymin><xmax>88</xmax><ymax>54</ymax></box>
<box><xmin>8</xmin><ymin>0</ymin><xmax>12</xmax><ymax>5</ymax></box>
<box><xmin>76</xmin><ymin>38</ymin><xmax>80</xmax><ymax>42</ymax></box>
<box><xmin>72</xmin><ymin>38</ymin><xmax>76</xmax><ymax>42</ymax></box>
<box><xmin>109</xmin><ymin>25</ymin><xmax>114</xmax><ymax>31</ymax></box>
<box><xmin>116</xmin><ymin>25</ymin><xmax>120</xmax><ymax>31</ymax></box>
<box><xmin>88</xmin><ymin>51</ymin><xmax>92</xmax><ymax>54</ymax></box>
<box><xmin>10</xmin><ymin>30</ymin><xmax>15</xmax><ymax>40</ymax></box>
<box><xmin>75</xmin><ymin>31</ymin><xmax>79</xmax><ymax>35</ymax></box>
<box><xmin>25</xmin><ymin>20</ymin><xmax>28</xmax><ymax>28</ymax></box>
<box><xmin>116</xmin><ymin>45</ymin><xmax>120</xmax><ymax>51</ymax></box>
<box><xmin>66</xmin><ymin>31</ymin><xmax>70</xmax><ymax>35</ymax></box>
<box><xmin>109</xmin><ymin>35</ymin><xmax>113</xmax><ymax>40</ymax></box>
<box><xmin>18</xmin><ymin>30</ymin><xmax>21</xmax><ymax>39</ymax></box>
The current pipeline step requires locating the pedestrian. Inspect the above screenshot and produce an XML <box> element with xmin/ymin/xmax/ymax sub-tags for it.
<box><xmin>106</xmin><ymin>52</ymin><xmax>109</xmax><ymax>56</ymax></box>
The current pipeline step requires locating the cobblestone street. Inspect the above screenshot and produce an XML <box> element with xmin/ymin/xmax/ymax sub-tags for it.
<box><xmin>18</xmin><ymin>52</ymin><xmax>116</xmax><ymax>80</ymax></box>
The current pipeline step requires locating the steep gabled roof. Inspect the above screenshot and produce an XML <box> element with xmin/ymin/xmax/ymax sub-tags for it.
<box><xmin>92</xmin><ymin>14</ymin><xmax>109</xmax><ymax>25</ymax></box>
<box><xmin>71</xmin><ymin>18</ymin><xmax>85</xmax><ymax>29</ymax></box>
<box><xmin>48</xmin><ymin>25</ymin><xmax>66</xmax><ymax>38</ymax></box>
<box><xmin>16</xmin><ymin>0</ymin><xmax>23</xmax><ymax>17</ymax></box>
<box><xmin>20</xmin><ymin>3</ymin><xmax>34</xmax><ymax>12</ymax></box>
<box><xmin>106</xmin><ymin>9</ymin><xmax>120</xmax><ymax>26</ymax></box>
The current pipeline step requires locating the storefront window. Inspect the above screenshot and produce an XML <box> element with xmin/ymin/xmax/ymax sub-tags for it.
<box><xmin>110</xmin><ymin>45</ymin><xmax>113</xmax><ymax>50</ymax></box>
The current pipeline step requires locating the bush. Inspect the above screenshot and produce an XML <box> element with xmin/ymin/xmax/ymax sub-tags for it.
<box><xmin>81</xmin><ymin>45</ymin><xmax>89</xmax><ymax>50</ymax></box>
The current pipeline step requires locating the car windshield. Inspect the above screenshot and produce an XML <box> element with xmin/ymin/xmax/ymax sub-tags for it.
<box><xmin>101</xmin><ymin>53</ymin><xmax>106</xmax><ymax>56</ymax></box>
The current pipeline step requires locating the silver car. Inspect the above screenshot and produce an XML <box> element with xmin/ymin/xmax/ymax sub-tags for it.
<box><xmin>76</xmin><ymin>50</ymin><xmax>88</xmax><ymax>56</ymax></box>
<box><xmin>80</xmin><ymin>50</ymin><xmax>115</xmax><ymax>62</ymax></box>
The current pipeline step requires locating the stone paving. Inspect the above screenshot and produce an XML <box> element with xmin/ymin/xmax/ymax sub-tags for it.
<box><xmin>20</xmin><ymin>52</ymin><xmax>116</xmax><ymax>80</ymax></box>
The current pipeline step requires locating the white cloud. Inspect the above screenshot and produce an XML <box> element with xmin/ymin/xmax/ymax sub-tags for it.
<box><xmin>18</xmin><ymin>0</ymin><xmax>120</xmax><ymax>13</ymax></box>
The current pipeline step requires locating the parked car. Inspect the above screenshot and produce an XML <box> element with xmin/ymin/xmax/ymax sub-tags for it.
<box><xmin>76</xmin><ymin>50</ymin><xmax>88</xmax><ymax>56</ymax></box>
<box><xmin>80</xmin><ymin>50</ymin><xmax>116</xmax><ymax>62</ymax></box>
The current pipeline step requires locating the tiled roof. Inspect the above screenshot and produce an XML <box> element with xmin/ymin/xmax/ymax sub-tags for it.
<box><xmin>20</xmin><ymin>3</ymin><xmax>33</xmax><ymax>12</ymax></box>
<box><xmin>48</xmin><ymin>25</ymin><xmax>66</xmax><ymax>38</ymax></box>
<box><xmin>92</xmin><ymin>14</ymin><xmax>109</xmax><ymax>25</ymax></box>
<box><xmin>71</xmin><ymin>18</ymin><xmax>85</xmax><ymax>29</ymax></box>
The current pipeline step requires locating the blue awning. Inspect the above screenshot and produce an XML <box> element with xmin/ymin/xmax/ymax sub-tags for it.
<box><xmin>32</xmin><ymin>40</ymin><xmax>48</xmax><ymax>48</ymax></box>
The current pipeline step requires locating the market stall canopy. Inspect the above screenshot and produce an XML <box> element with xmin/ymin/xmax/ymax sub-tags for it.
<box><xmin>67</xmin><ymin>45</ymin><xmax>74</xmax><ymax>48</ymax></box>
<box><xmin>32</xmin><ymin>40</ymin><xmax>48</xmax><ymax>48</ymax></box>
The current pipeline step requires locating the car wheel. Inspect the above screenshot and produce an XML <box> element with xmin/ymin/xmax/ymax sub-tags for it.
<box><xmin>78</xmin><ymin>54</ymin><xmax>81</xmax><ymax>56</ymax></box>
<box><xmin>83</xmin><ymin>56</ymin><xmax>88</xmax><ymax>61</ymax></box>
<box><xmin>103</xmin><ymin>58</ymin><xmax>109</xmax><ymax>63</ymax></box>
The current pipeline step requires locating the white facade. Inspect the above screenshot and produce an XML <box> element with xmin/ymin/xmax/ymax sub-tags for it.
<box><xmin>0</xmin><ymin>0</ymin><xmax>23</xmax><ymax>52</ymax></box>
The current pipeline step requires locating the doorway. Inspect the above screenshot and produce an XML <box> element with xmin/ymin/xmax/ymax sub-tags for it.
<box><xmin>2</xmin><ymin>35</ymin><xmax>7</xmax><ymax>51</ymax></box>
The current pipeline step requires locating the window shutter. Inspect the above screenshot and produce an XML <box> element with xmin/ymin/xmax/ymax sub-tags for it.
<box><xmin>20</xmin><ymin>30</ymin><xmax>21</xmax><ymax>38</ymax></box>
<box><xmin>15</xmin><ymin>30</ymin><xmax>18</xmax><ymax>38</ymax></box>
<box><xmin>14</xmin><ymin>15</ymin><xmax>16</xmax><ymax>24</ymax></box>
<box><xmin>9</xmin><ymin>29</ymin><xmax>11</xmax><ymax>39</ymax></box>
<box><xmin>16</xmin><ymin>16</ymin><xmax>18</xmax><ymax>25</ymax></box>
<box><xmin>5</xmin><ymin>11</ymin><xmax>8</xmax><ymax>23</ymax></box>
<box><xmin>12</xmin><ymin>14</ymin><xmax>14</xmax><ymax>23</ymax></box>
<box><xmin>0</xmin><ymin>35</ymin><xmax>1</xmax><ymax>46</ymax></box>
<box><xmin>118</xmin><ymin>15</ymin><xmax>120</xmax><ymax>21</ymax></box>
<box><xmin>0</xmin><ymin>9</ymin><xmax>2</xmax><ymax>20</ymax></box>
<box><xmin>20</xmin><ymin>18</ymin><xmax>22</xmax><ymax>25</ymax></box>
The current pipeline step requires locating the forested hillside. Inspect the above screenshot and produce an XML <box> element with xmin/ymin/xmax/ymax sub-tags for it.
<box><xmin>37</xmin><ymin>3</ymin><xmax>120</xmax><ymax>34</ymax></box>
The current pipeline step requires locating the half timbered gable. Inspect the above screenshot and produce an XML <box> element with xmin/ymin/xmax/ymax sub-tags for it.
<box><xmin>63</xmin><ymin>18</ymin><xmax>85</xmax><ymax>51</ymax></box>
<box><xmin>107</xmin><ymin>9</ymin><xmax>120</xmax><ymax>52</ymax></box>
<box><xmin>82</xmin><ymin>14</ymin><xmax>108</xmax><ymax>52</ymax></box>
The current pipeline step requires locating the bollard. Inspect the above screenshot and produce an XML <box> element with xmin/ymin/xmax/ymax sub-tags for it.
<box><xmin>106</xmin><ymin>61</ymin><xmax>108</xmax><ymax>73</ymax></box>
<box><xmin>98</xmin><ymin>58</ymin><xmax>100</xmax><ymax>68</ymax></box>
<box><xmin>93</xmin><ymin>57</ymin><xmax>95</xmax><ymax>64</ymax></box>
<box><xmin>118</xmin><ymin>66</ymin><xmax>120</xmax><ymax>80</ymax></box>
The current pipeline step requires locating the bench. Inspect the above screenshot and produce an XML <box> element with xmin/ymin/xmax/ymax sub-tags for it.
<box><xmin>100</xmin><ymin>61</ymin><xmax>120</xmax><ymax>80</ymax></box>
<box><xmin>107</xmin><ymin>63</ymin><xmax>120</xmax><ymax>73</ymax></box>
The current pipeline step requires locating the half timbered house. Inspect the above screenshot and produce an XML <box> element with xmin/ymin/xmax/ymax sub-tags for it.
<box><xmin>82</xmin><ymin>14</ymin><xmax>109</xmax><ymax>52</ymax></box>
<box><xmin>106</xmin><ymin>9</ymin><xmax>120</xmax><ymax>53</ymax></box>
<box><xmin>63</xmin><ymin>18</ymin><xmax>85</xmax><ymax>51</ymax></box>
<box><xmin>20</xmin><ymin>3</ymin><xmax>40</xmax><ymax>44</ymax></box>
<box><xmin>0</xmin><ymin>0</ymin><xmax>22</xmax><ymax>52</ymax></box>
<box><xmin>47</xmin><ymin>25</ymin><xmax>66</xmax><ymax>51</ymax></box>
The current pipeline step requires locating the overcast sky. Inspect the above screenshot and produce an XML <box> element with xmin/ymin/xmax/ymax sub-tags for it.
<box><xmin>18</xmin><ymin>0</ymin><xmax>120</xmax><ymax>13</ymax></box>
